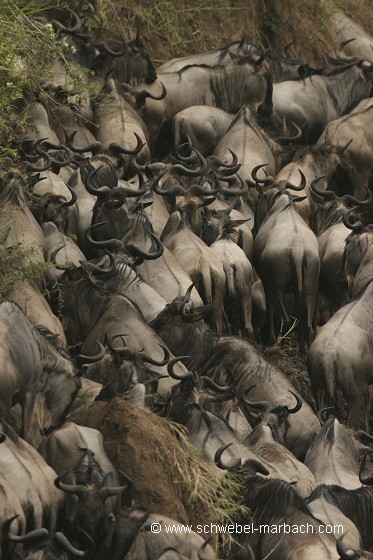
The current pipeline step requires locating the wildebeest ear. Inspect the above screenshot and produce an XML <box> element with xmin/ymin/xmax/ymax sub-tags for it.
<box><xmin>354</xmin><ymin>430</ymin><xmax>373</xmax><ymax>450</ymax></box>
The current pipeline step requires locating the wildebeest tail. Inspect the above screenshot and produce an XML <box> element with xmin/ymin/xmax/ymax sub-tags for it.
<box><xmin>224</xmin><ymin>264</ymin><xmax>240</xmax><ymax>332</ymax></box>
<box><xmin>311</xmin><ymin>353</ymin><xmax>337</xmax><ymax>411</ymax></box>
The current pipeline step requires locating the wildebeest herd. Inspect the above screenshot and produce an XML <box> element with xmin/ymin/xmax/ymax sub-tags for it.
<box><xmin>0</xmin><ymin>6</ymin><xmax>373</xmax><ymax>559</ymax></box>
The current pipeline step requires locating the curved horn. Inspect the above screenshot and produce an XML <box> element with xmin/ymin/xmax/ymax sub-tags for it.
<box><xmin>25</xmin><ymin>139</ymin><xmax>52</xmax><ymax>172</ymax></box>
<box><xmin>52</xmin><ymin>9</ymin><xmax>82</xmax><ymax>35</ymax></box>
<box><xmin>210</xmin><ymin>149</ymin><xmax>241</xmax><ymax>176</ymax></box>
<box><xmin>336</xmin><ymin>534</ymin><xmax>357</xmax><ymax>559</ymax></box>
<box><xmin>76</xmin><ymin>341</ymin><xmax>106</xmax><ymax>365</ymax></box>
<box><xmin>251</xmin><ymin>164</ymin><xmax>274</xmax><ymax>185</ymax></box>
<box><xmin>189</xmin><ymin>173</ymin><xmax>219</xmax><ymax>197</ymax></box>
<box><xmin>152</xmin><ymin>173</ymin><xmax>185</xmax><ymax>197</ymax></box>
<box><xmin>316</xmin><ymin>406</ymin><xmax>335</xmax><ymax>425</ymax></box>
<box><xmin>173</xmin><ymin>135</ymin><xmax>194</xmax><ymax>162</ymax></box>
<box><xmin>287</xmin><ymin>391</ymin><xmax>302</xmax><ymax>414</ymax></box>
<box><xmin>55</xmin><ymin>470</ymin><xmax>87</xmax><ymax>497</ymax></box>
<box><xmin>286</xmin><ymin>169</ymin><xmax>306</xmax><ymax>191</ymax></box>
<box><xmin>125</xmin><ymin>231</ymin><xmax>164</xmax><ymax>260</ymax></box>
<box><xmin>49</xmin><ymin>244</ymin><xmax>77</xmax><ymax>272</ymax></box>
<box><xmin>220</xmin><ymin>174</ymin><xmax>249</xmax><ymax>196</ymax></box>
<box><xmin>241</xmin><ymin>386</ymin><xmax>270</xmax><ymax>417</ymax></box>
<box><xmin>119</xmin><ymin>169</ymin><xmax>147</xmax><ymax>197</ymax></box>
<box><xmin>99</xmin><ymin>472</ymin><xmax>128</xmax><ymax>499</ymax></box>
<box><xmin>310</xmin><ymin>175</ymin><xmax>336</xmax><ymax>201</ymax></box>
<box><xmin>342</xmin><ymin>206</ymin><xmax>365</xmax><ymax>232</ymax></box>
<box><xmin>139</xmin><ymin>345</ymin><xmax>170</xmax><ymax>366</ymax></box>
<box><xmin>109</xmin><ymin>132</ymin><xmax>145</xmax><ymax>157</ymax></box>
<box><xmin>241</xmin><ymin>458</ymin><xmax>270</xmax><ymax>477</ymax></box>
<box><xmin>106</xmin><ymin>332</ymin><xmax>129</xmax><ymax>353</ymax></box>
<box><xmin>85</xmin><ymin>166</ymin><xmax>112</xmax><ymax>197</ymax></box>
<box><xmin>6</xmin><ymin>528</ymin><xmax>49</xmax><ymax>544</ymax></box>
<box><xmin>65</xmin><ymin>130</ymin><xmax>103</xmax><ymax>155</ymax></box>
<box><xmin>172</xmin><ymin>148</ymin><xmax>208</xmax><ymax>177</ymax></box>
<box><xmin>336</xmin><ymin>38</ymin><xmax>356</xmax><ymax>63</ymax></box>
<box><xmin>138</xmin><ymin>81</ymin><xmax>167</xmax><ymax>101</ymax></box>
<box><xmin>359</xmin><ymin>453</ymin><xmax>373</xmax><ymax>485</ymax></box>
<box><xmin>197</xmin><ymin>375</ymin><xmax>234</xmax><ymax>393</ymax></box>
<box><xmin>37</xmin><ymin>141</ymin><xmax>72</xmax><ymax>169</ymax></box>
<box><xmin>181</xmin><ymin>283</ymin><xmax>195</xmax><ymax>307</ymax></box>
<box><xmin>143</xmin><ymin>160</ymin><xmax>166</xmax><ymax>177</ymax></box>
<box><xmin>61</xmin><ymin>182</ymin><xmax>77</xmax><ymax>207</ymax></box>
<box><xmin>85</xmin><ymin>222</ymin><xmax>123</xmax><ymax>250</ymax></box>
<box><xmin>277</xmin><ymin>121</ymin><xmax>302</xmax><ymax>144</ymax></box>
<box><xmin>80</xmin><ymin>250</ymin><xmax>116</xmax><ymax>276</ymax></box>
<box><xmin>95</xmin><ymin>36</ymin><xmax>127</xmax><ymax>57</ymax></box>
<box><xmin>342</xmin><ymin>187</ymin><xmax>373</xmax><ymax>207</ymax></box>
<box><xmin>53</xmin><ymin>533</ymin><xmax>88</xmax><ymax>557</ymax></box>
<box><xmin>167</xmin><ymin>357</ymin><xmax>193</xmax><ymax>380</ymax></box>
<box><xmin>215</xmin><ymin>443</ymin><xmax>241</xmax><ymax>470</ymax></box>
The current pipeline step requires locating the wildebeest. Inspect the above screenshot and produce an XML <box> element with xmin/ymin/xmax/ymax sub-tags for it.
<box><xmin>4</xmin><ymin>527</ymin><xmax>93</xmax><ymax>559</ymax></box>
<box><xmin>240</xmin><ymin>389</ymin><xmax>316</xmax><ymax>496</ymax></box>
<box><xmin>306</xmin><ymin>280</ymin><xmax>373</xmax><ymax>429</ymax></box>
<box><xmin>0</xmin><ymin>301</ymin><xmax>83</xmax><ymax>442</ymax></box>
<box><xmin>253</xmin><ymin>181</ymin><xmax>320</xmax><ymax>350</ymax></box>
<box><xmin>330</xmin><ymin>12</ymin><xmax>373</xmax><ymax>64</ymax></box>
<box><xmin>210</xmin><ymin>221</ymin><xmax>254</xmax><ymax>337</ymax></box>
<box><xmin>304</xmin><ymin>416</ymin><xmax>373</xmax><ymax>489</ymax></box>
<box><xmin>0</xmin><ymin>421</ymin><xmax>64</xmax><ymax>532</ymax></box>
<box><xmin>161</xmin><ymin>200</ymin><xmax>226</xmax><ymax>332</ymax></box>
<box><xmin>38</xmin><ymin>422</ymin><xmax>119</xmax><ymax>482</ymax></box>
<box><xmin>272</xmin><ymin>61</ymin><xmax>373</xmax><ymax>143</ymax></box>
<box><xmin>0</xmin><ymin>171</ymin><xmax>45</xmax><ymax>276</ymax></box>
<box><xmin>127</xmin><ymin>56</ymin><xmax>271</xmax><ymax>150</ymax></box>
<box><xmin>172</xmin><ymin>106</ymin><xmax>234</xmax><ymax>156</ymax></box>
<box><xmin>157</xmin><ymin>39</ymin><xmax>258</xmax><ymax>72</ymax></box>
<box><xmin>307</xmin><ymin>475</ymin><xmax>373</xmax><ymax>554</ymax></box>
<box><xmin>150</xmin><ymin>287</ymin><xmax>320</xmax><ymax>459</ymax></box>
<box><xmin>317</xmin><ymin>100</ymin><xmax>373</xmax><ymax>199</ymax></box>
<box><xmin>237</xmin><ymin>475</ymin><xmax>341</xmax><ymax>559</ymax></box>
<box><xmin>93</xmin><ymin>77</ymin><xmax>151</xmax><ymax>168</ymax></box>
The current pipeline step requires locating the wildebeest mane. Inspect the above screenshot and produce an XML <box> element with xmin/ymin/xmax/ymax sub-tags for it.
<box><xmin>79</xmin><ymin>157</ymin><xmax>118</xmax><ymax>189</ymax></box>
<box><xmin>0</xmin><ymin>420</ymin><xmax>20</xmax><ymax>445</ymax></box>
<box><xmin>0</xmin><ymin>172</ymin><xmax>29</xmax><ymax>207</ymax></box>
<box><xmin>100</xmin><ymin>258</ymin><xmax>143</xmax><ymax>293</ymax></box>
<box><xmin>209</xmin><ymin>64</ymin><xmax>261</xmax><ymax>113</ymax></box>
<box><xmin>325</xmin><ymin>64</ymin><xmax>373</xmax><ymax>116</ymax></box>
<box><xmin>112</xmin><ymin>37</ymin><xmax>157</xmax><ymax>86</ymax></box>
<box><xmin>308</xmin><ymin>484</ymin><xmax>373</xmax><ymax>550</ymax></box>
<box><xmin>244</xmin><ymin>476</ymin><xmax>313</xmax><ymax>521</ymax></box>
<box><xmin>315</xmin><ymin>202</ymin><xmax>345</xmax><ymax>235</ymax></box>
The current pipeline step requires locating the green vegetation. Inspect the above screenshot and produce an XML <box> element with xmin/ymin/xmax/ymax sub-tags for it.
<box><xmin>0</xmin><ymin>237</ymin><xmax>47</xmax><ymax>299</ymax></box>
<box><xmin>0</xmin><ymin>0</ymin><xmax>85</xmax><ymax>166</ymax></box>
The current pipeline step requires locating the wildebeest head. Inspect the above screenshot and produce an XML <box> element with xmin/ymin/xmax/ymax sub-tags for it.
<box><xmin>80</xmin><ymin>333</ymin><xmax>170</xmax><ymax>404</ymax></box>
<box><xmin>112</xmin><ymin>29</ymin><xmax>157</xmax><ymax>85</ymax></box>
<box><xmin>165</xmin><ymin>357</ymin><xmax>235</xmax><ymax>425</ymax></box>
<box><xmin>55</xmin><ymin>469</ymin><xmax>129</xmax><ymax>545</ymax></box>
<box><xmin>32</xmin><ymin>328</ymin><xmax>80</xmax><ymax>434</ymax></box>
<box><xmin>4</xmin><ymin>522</ymin><xmax>93</xmax><ymax>559</ymax></box>
<box><xmin>239</xmin><ymin>386</ymin><xmax>302</xmax><ymax>443</ymax></box>
<box><xmin>336</xmin><ymin>534</ymin><xmax>373</xmax><ymax>559</ymax></box>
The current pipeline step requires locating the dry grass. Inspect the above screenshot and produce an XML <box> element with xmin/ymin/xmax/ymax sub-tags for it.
<box><xmin>72</xmin><ymin>397</ymin><xmax>250</xmax><ymax>554</ymax></box>
<box><xmin>95</xmin><ymin>0</ymin><xmax>346</xmax><ymax>64</ymax></box>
